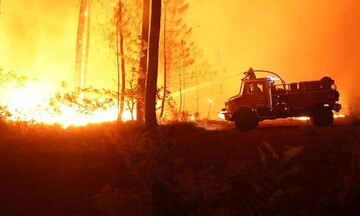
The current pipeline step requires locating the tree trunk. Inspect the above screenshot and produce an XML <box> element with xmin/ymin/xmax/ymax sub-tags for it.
<box><xmin>137</xmin><ymin>0</ymin><xmax>150</xmax><ymax>123</ymax></box>
<box><xmin>159</xmin><ymin>3</ymin><xmax>167</xmax><ymax>119</ymax></box>
<box><xmin>84</xmin><ymin>1</ymin><xmax>90</xmax><ymax>88</ymax></box>
<box><xmin>116</xmin><ymin>33</ymin><xmax>121</xmax><ymax>119</ymax></box>
<box><xmin>178</xmin><ymin>66</ymin><xmax>182</xmax><ymax>119</ymax></box>
<box><xmin>115</xmin><ymin>1</ymin><xmax>126</xmax><ymax>121</ymax></box>
<box><xmin>145</xmin><ymin>0</ymin><xmax>162</xmax><ymax>129</ymax></box>
<box><xmin>75</xmin><ymin>0</ymin><xmax>91</xmax><ymax>89</ymax></box>
<box><xmin>120</xmin><ymin>21</ymin><xmax>126</xmax><ymax>119</ymax></box>
<box><xmin>195</xmin><ymin>65</ymin><xmax>199</xmax><ymax>114</ymax></box>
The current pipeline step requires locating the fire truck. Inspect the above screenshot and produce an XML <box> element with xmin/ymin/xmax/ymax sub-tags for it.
<box><xmin>218</xmin><ymin>68</ymin><xmax>342</xmax><ymax>131</ymax></box>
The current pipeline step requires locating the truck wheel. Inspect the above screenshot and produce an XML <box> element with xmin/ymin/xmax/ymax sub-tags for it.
<box><xmin>234</xmin><ymin>109</ymin><xmax>259</xmax><ymax>131</ymax></box>
<box><xmin>310</xmin><ymin>106</ymin><xmax>334</xmax><ymax>127</ymax></box>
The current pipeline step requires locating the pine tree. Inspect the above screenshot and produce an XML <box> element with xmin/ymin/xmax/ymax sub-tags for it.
<box><xmin>108</xmin><ymin>0</ymin><xmax>142</xmax><ymax>120</ymax></box>
<box><xmin>160</xmin><ymin>0</ymin><xmax>196</xmax><ymax>120</ymax></box>
<box><xmin>145</xmin><ymin>0</ymin><xmax>162</xmax><ymax>129</ymax></box>
<box><xmin>137</xmin><ymin>0</ymin><xmax>150</xmax><ymax>122</ymax></box>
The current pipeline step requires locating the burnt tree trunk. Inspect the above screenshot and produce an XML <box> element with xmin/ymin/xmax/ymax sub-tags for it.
<box><xmin>145</xmin><ymin>0</ymin><xmax>162</xmax><ymax>129</ymax></box>
<box><xmin>159</xmin><ymin>2</ymin><xmax>167</xmax><ymax>119</ymax></box>
<box><xmin>137</xmin><ymin>0</ymin><xmax>150</xmax><ymax>122</ymax></box>
<box><xmin>115</xmin><ymin>1</ymin><xmax>126</xmax><ymax>120</ymax></box>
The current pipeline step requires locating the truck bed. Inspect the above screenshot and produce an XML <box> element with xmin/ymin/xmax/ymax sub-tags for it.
<box><xmin>271</xmin><ymin>80</ymin><xmax>339</xmax><ymax>109</ymax></box>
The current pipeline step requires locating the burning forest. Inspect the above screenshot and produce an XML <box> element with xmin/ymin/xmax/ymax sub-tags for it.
<box><xmin>1</xmin><ymin>0</ymin><xmax>360</xmax><ymax>216</ymax></box>
<box><xmin>0</xmin><ymin>0</ymin><xmax>360</xmax><ymax>126</ymax></box>
<box><xmin>0</xmin><ymin>0</ymin><xmax>221</xmax><ymax>127</ymax></box>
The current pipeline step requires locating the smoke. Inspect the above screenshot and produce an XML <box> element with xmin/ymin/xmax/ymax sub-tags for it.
<box><xmin>187</xmin><ymin>0</ymin><xmax>360</xmax><ymax>116</ymax></box>
<box><xmin>0</xmin><ymin>0</ymin><xmax>116</xmax><ymax>90</ymax></box>
<box><xmin>0</xmin><ymin>0</ymin><xmax>77</xmax><ymax>87</ymax></box>
<box><xmin>331</xmin><ymin>0</ymin><xmax>360</xmax><ymax>115</ymax></box>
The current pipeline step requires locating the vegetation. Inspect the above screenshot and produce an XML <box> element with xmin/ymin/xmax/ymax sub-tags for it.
<box><xmin>1</xmin><ymin>0</ymin><xmax>360</xmax><ymax>213</ymax></box>
<box><xmin>94</xmin><ymin>0</ymin><xmax>220</xmax><ymax>124</ymax></box>
<box><xmin>158</xmin><ymin>0</ymin><xmax>219</xmax><ymax>121</ymax></box>
<box><xmin>1</xmin><ymin>119</ymin><xmax>360</xmax><ymax>215</ymax></box>
<box><xmin>49</xmin><ymin>82</ymin><xmax>117</xmax><ymax>115</ymax></box>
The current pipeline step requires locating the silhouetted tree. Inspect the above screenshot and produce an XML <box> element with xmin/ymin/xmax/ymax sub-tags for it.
<box><xmin>137</xmin><ymin>0</ymin><xmax>150</xmax><ymax>123</ymax></box>
<box><xmin>145</xmin><ymin>0</ymin><xmax>162</xmax><ymax>129</ymax></box>
<box><xmin>107</xmin><ymin>0</ymin><xmax>142</xmax><ymax>120</ymax></box>
<box><xmin>114</xmin><ymin>1</ymin><xmax>126</xmax><ymax>120</ymax></box>
<box><xmin>159</xmin><ymin>0</ymin><xmax>168</xmax><ymax>118</ymax></box>
<box><xmin>159</xmin><ymin>0</ymin><xmax>196</xmax><ymax>120</ymax></box>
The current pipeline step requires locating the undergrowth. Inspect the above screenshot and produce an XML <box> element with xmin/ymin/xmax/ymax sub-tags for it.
<box><xmin>94</xmin><ymin>124</ymin><xmax>203</xmax><ymax>216</ymax></box>
<box><xmin>2</xmin><ymin>120</ymin><xmax>360</xmax><ymax>215</ymax></box>
<box><xmin>93</xmin><ymin>124</ymin><xmax>307</xmax><ymax>216</ymax></box>
<box><xmin>227</xmin><ymin>141</ymin><xmax>303</xmax><ymax>216</ymax></box>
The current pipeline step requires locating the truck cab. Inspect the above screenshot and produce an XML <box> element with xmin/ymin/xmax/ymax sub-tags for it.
<box><xmin>227</xmin><ymin>77</ymin><xmax>272</xmax><ymax>112</ymax></box>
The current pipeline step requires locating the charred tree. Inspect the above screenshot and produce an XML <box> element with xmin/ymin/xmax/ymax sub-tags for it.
<box><xmin>137</xmin><ymin>0</ymin><xmax>150</xmax><ymax>122</ymax></box>
<box><xmin>114</xmin><ymin>1</ymin><xmax>126</xmax><ymax>120</ymax></box>
<box><xmin>120</xmin><ymin>2</ymin><xmax>126</xmax><ymax>119</ymax></box>
<box><xmin>106</xmin><ymin>0</ymin><xmax>143</xmax><ymax>121</ymax></box>
<box><xmin>145</xmin><ymin>0</ymin><xmax>162</xmax><ymax>129</ymax></box>
<box><xmin>160</xmin><ymin>0</ymin><xmax>197</xmax><ymax>120</ymax></box>
<box><xmin>159</xmin><ymin>1</ymin><xmax>167</xmax><ymax>118</ymax></box>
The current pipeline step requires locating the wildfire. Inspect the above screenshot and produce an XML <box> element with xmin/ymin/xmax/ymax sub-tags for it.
<box><xmin>0</xmin><ymin>81</ymin><xmax>135</xmax><ymax>128</ymax></box>
<box><xmin>217</xmin><ymin>112</ymin><xmax>346</xmax><ymax>122</ymax></box>
<box><xmin>293</xmin><ymin>114</ymin><xmax>346</xmax><ymax>121</ymax></box>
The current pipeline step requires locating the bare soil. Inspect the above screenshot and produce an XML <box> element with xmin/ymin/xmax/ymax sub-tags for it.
<box><xmin>0</xmin><ymin>118</ymin><xmax>359</xmax><ymax>216</ymax></box>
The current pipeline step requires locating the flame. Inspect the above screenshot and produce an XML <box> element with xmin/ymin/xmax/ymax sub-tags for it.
<box><xmin>294</xmin><ymin>113</ymin><xmax>346</xmax><ymax>121</ymax></box>
<box><xmin>294</xmin><ymin>116</ymin><xmax>310</xmax><ymax>121</ymax></box>
<box><xmin>0</xmin><ymin>81</ymin><xmax>136</xmax><ymax>128</ymax></box>
<box><xmin>217</xmin><ymin>112</ymin><xmax>346</xmax><ymax>122</ymax></box>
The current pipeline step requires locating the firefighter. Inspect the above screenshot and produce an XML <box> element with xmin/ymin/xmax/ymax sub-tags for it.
<box><xmin>252</xmin><ymin>83</ymin><xmax>263</xmax><ymax>95</ymax></box>
<box><xmin>247</xmin><ymin>67</ymin><xmax>256</xmax><ymax>79</ymax></box>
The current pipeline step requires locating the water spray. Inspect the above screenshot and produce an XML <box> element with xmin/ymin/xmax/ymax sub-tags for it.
<box><xmin>170</xmin><ymin>68</ymin><xmax>285</xmax><ymax>97</ymax></box>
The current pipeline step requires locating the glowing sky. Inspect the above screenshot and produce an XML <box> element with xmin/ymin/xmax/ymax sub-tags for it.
<box><xmin>187</xmin><ymin>0</ymin><xmax>360</xmax><ymax>112</ymax></box>
<box><xmin>0</xmin><ymin>1</ymin><xmax>76</xmax><ymax>85</ymax></box>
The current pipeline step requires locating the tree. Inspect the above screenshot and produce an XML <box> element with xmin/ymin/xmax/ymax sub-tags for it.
<box><xmin>159</xmin><ymin>0</ymin><xmax>196</xmax><ymax>120</ymax></box>
<box><xmin>159</xmin><ymin>0</ymin><xmax>167</xmax><ymax>118</ymax></box>
<box><xmin>75</xmin><ymin>0</ymin><xmax>91</xmax><ymax>89</ymax></box>
<box><xmin>107</xmin><ymin>0</ymin><xmax>142</xmax><ymax>120</ymax></box>
<box><xmin>145</xmin><ymin>0</ymin><xmax>162</xmax><ymax>129</ymax></box>
<box><xmin>137</xmin><ymin>0</ymin><xmax>150</xmax><ymax>122</ymax></box>
<box><xmin>114</xmin><ymin>1</ymin><xmax>126</xmax><ymax>120</ymax></box>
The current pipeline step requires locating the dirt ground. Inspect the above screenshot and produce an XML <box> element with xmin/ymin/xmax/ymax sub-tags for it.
<box><xmin>0</xmin><ymin>118</ymin><xmax>359</xmax><ymax>216</ymax></box>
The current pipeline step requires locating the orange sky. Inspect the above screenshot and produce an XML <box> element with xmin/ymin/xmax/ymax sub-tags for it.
<box><xmin>187</xmin><ymin>0</ymin><xmax>360</xmax><ymax>113</ymax></box>
<box><xmin>0</xmin><ymin>1</ymin><xmax>76</xmax><ymax>86</ymax></box>
<box><xmin>1</xmin><ymin>0</ymin><xmax>360</xmax><ymax>117</ymax></box>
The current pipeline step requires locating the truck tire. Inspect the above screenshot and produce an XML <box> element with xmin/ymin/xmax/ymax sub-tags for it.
<box><xmin>233</xmin><ymin>108</ymin><xmax>259</xmax><ymax>131</ymax></box>
<box><xmin>310</xmin><ymin>106</ymin><xmax>334</xmax><ymax>127</ymax></box>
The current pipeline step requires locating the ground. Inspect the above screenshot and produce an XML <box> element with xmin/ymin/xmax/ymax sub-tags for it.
<box><xmin>0</xmin><ymin>118</ymin><xmax>360</xmax><ymax>216</ymax></box>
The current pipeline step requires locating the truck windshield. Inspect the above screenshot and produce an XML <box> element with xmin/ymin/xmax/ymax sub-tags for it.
<box><xmin>239</xmin><ymin>82</ymin><xmax>244</xmax><ymax>95</ymax></box>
